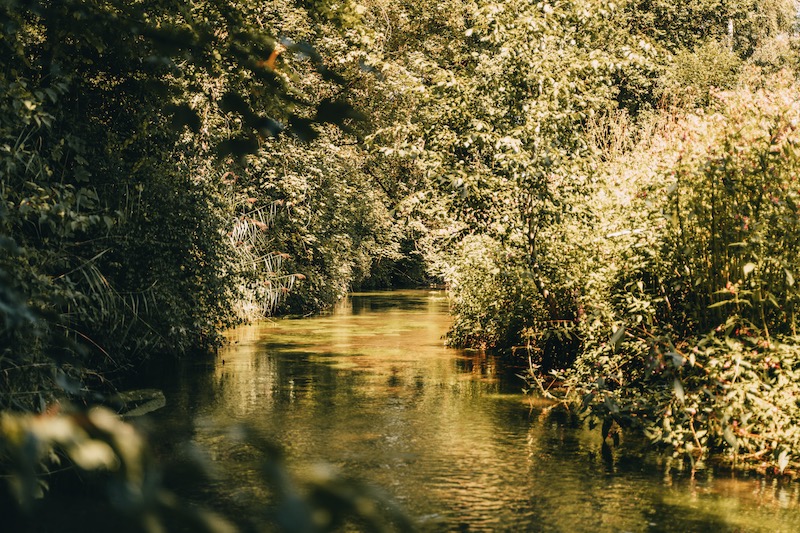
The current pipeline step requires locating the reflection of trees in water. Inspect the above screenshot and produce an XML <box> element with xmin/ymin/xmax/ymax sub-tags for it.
<box><xmin>152</xmin><ymin>292</ymin><xmax>800</xmax><ymax>531</ymax></box>
<box><xmin>344</xmin><ymin>291</ymin><xmax>446</xmax><ymax>315</ymax></box>
<box><xmin>453</xmin><ymin>353</ymin><xmax>499</xmax><ymax>380</ymax></box>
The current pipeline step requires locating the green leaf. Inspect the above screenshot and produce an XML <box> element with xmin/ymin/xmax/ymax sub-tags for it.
<box><xmin>786</xmin><ymin>269</ymin><xmax>795</xmax><ymax>287</ymax></box>
<box><xmin>602</xmin><ymin>416</ymin><xmax>613</xmax><ymax>439</ymax></box>
<box><xmin>673</xmin><ymin>378</ymin><xmax>685</xmax><ymax>402</ymax></box>
<box><xmin>743</xmin><ymin>262</ymin><xmax>756</xmax><ymax>277</ymax></box>
<box><xmin>708</xmin><ymin>300</ymin><xmax>732</xmax><ymax>309</ymax></box>
<box><xmin>610</xmin><ymin>325</ymin><xmax>625</xmax><ymax>351</ymax></box>
<box><xmin>723</xmin><ymin>426</ymin><xmax>739</xmax><ymax>452</ymax></box>
<box><xmin>579</xmin><ymin>391</ymin><xmax>595</xmax><ymax>412</ymax></box>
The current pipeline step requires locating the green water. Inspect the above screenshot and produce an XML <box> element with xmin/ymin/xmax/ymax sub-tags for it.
<box><xmin>150</xmin><ymin>290</ymin><xmax>800</xmax><ymax>532</ymax></box>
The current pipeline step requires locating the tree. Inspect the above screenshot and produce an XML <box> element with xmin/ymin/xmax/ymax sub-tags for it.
<box><xmin>361</xmin><ymin>0</ymin><xmax>658</xmax><ymax>361</ymax></box>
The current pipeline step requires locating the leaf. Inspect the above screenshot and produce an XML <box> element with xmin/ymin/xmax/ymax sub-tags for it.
<box><xmin>44</xmin><ymin>88</ymin><xmax>58</xmax><ymax>103</ymax></box>
<box><xmin>68</xmin><ymin>440</ymin><xmax>118</xmax><ymax>470</ymax></box>
<box><xmin>723</xmin><ymin>426</ymin><xmax>739</xmax><ymax>452</ymax></box>
<box><xmin>743</xmin><ymin>262</ymin><xmax>756</xmax><ymax>277</ymax></box>
<box><xmin>602</xmin><ymin>417</ymin><xmax>613</xmax><ymax>440</ymax></box>
<box><xmin>786</xmin><ymin>269</ymin><xmax>795</xmax><ymax>287</ymax></box>
<box><xmin>708</xmin><ymin>300</ymin><xmax>732</xmax><ymax>309</ymax></box>
<box><xmin>579</xmin><ymin>391</ymin><xmax>595</xmax><ymax>412</ymax></box>
<box><xmin>778</xmin><ymin>449</ymin><xmax>790</xmax><ymax>474</ymax></box>
<box><xmin>673</xmin><ymin>378</ymin><xmax>685</xmax><ymax>402</ymax></box>
<box><xmin>610</xmin><ymin>325</ymin><xmax>625</xmax><ymax>351</ymax></box>
<box><xmin>669</xmin><ymin>352</ymin><xmax>685</xmax><ymax>367</ymax></box>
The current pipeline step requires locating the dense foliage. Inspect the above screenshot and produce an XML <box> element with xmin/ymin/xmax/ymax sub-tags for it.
<box><xmin>568</xmin><ymin>72</ymin><xmax>800</xmax><ymax>472</ymax></box>
<box><xmin>349</xmin><ymin>0</ymin><xmax>800</xmax><ymax>473</ymax></box>
<box><xmin>0</xmin><ymin>406</ymin><xmax>413</xmax><ymax>532</ymax></box>
<box><xmin>0</xmin><ymin>0</ymin><xmax>406</xmax><ymax>410</ymax></box>
<box><xmin>4</xmin><ymin>3</ymin><xmax>800</xmax><ymax>525</ymax></box>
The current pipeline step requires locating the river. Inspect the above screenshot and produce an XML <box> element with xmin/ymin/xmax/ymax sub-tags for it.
<box><xmin>148</xmin><ymin>290</ymin><xmax>800</xmax><ymax>532</ymax></box>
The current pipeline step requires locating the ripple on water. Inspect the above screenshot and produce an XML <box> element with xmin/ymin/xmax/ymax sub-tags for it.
<box><xmin>150</xmin><ymin>291</ymin><xmax>800</xmax><ymax>533</ymax></box>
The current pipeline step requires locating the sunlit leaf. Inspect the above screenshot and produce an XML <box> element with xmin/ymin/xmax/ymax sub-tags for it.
<box><xmin>68</xmin><ymin>440</ymin><xmax>118</xmax><ymax>470</ymax></box>
<box><xmin>723</xmin><ymin>426</ymin><xmax>739</xmax><ymax>452</ymax></box>
<box><xmin>610</xmin><ymin>325</ymin><xmax>625</xmax><ymax>351</ymax></box>
<box><xmin>778</xmin><ymin>449</ymin><xmax>790</xmax><ymax>474</ymax></box>
<box><xmin>708</xmin><ymin>300</ymin><xmax>732</xmax><ymax>308</ymax></box>
<box><xmin>673</xmin><ymin>378</ymin><xmax>684</xmax><ymax>402</ymax></box>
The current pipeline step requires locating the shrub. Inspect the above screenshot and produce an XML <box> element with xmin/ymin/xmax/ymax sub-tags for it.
<box><xmin>566</xmin><ymin>72</ymin><xmax>800</xmax><ymax>472</ymax></box>
<box><xmin>656</xmin><ymin>40</ymin><xmax>743</xmax><ymax>109</ymax></box>
<box><xmin>444</xmin><ymin>235</ymin><xmax>543</xmax><ymax>352</ymax></box>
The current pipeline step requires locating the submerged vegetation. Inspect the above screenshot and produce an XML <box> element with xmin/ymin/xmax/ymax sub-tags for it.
<box><xmin>3</xmin><ymin>0</ymin><xmax>800</xmax><ymax>527</ymax></box>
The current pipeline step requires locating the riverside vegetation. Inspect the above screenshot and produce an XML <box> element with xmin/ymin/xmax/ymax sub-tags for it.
<box><xmin>2</xmin><ymin>0</ymin><xmax>800</xmax><ymax>530</ymax></box>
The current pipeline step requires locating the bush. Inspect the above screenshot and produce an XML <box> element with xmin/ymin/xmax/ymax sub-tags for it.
<box><xmin>656</xmin><ymin>40</ymin><xmax>742</xmax><ymax>109</ymax></box>
<box><xmin>748</xmin><ymin>33</ymin><xmax>800</xmax><ymax>74</ymax></box>
<box><xmin>444</xmin><ymin>235</ymin><xmax>543</xmax><ymax>352</ymax></box>
<box><xmin>565</xmin><ymin>72</ymin><xmax>800</xmax><ymax>472</ymax></box>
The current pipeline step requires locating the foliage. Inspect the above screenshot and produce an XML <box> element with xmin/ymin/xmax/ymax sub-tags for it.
<box><xmin>656</xmin><ymin>75</ymin><xmax>800</xmax><ymax>337</ymax></box>
<box><xmin>0</xmin><ymin>0</ymin><xmax>391</xmax><ymax>409</ymax></box>
<box><xmin>4</xmin><ymin>0</ymin><xmax>800</xmax><ymax>480</ymax></box>
<box><xmin>0</xmin><ymin>407</ymin><xmax>414</xmax><ymax>532</ymax></box>
<box><xmin>403</xmin><ymin>0</ymin><xmax>800</xmax><ymax>385</ymax></box>
<box><xmin>445</xmin><ymin>235</ymin><xmax>543</xmax><ymax>351</ymax></box>
<box><xmin>656</xmin><ymin>40</ymin><xmax>743</xmax><ymax>109</ymax></box>
<box><xmin>236</xmin><ymin>132</ymin><xmax>404</xmax><ymax>316</ymax></box>
<box><xmin>561</xmin><ymin>72</ymin><xmax>800</xmax><ymax>472</ymax></box>
<box><xmin>359</xmin><ymin>0</ymin><xmax>662</xmax><ymax>364</ymax></box>
<box><xmin>622</xmin><ymin>0</ymin><xmax>797</xmax><ymax>57</ymax></box>
<box><xmin>749</xmin><ymin>32</ymin><xmax>800</xmax><ymax>74</ymax></box>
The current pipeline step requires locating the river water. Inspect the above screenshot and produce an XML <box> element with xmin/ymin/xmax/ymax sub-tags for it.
<box><xmin>149</xmin><ymin>290</ymin><xmax>800</xmax><ymax>532</ymax></box>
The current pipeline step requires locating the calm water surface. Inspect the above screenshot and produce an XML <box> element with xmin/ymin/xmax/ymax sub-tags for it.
<box><xmin>150</xmin><ymin>290</ymin><xmax>800</xmax><ymax>532</ymax></box>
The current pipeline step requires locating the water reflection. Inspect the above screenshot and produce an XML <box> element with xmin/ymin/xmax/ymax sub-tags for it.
<box><xmin>151</xmin><ymin>290</ymin><xmax>800</xmax><ymax>532</ymax></box>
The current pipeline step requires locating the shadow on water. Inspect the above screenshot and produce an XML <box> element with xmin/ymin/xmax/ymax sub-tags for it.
<box><xmin>147</xmin><ymin>290</ymin><xmax>800</xmax><ymax>532</ymax></box>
